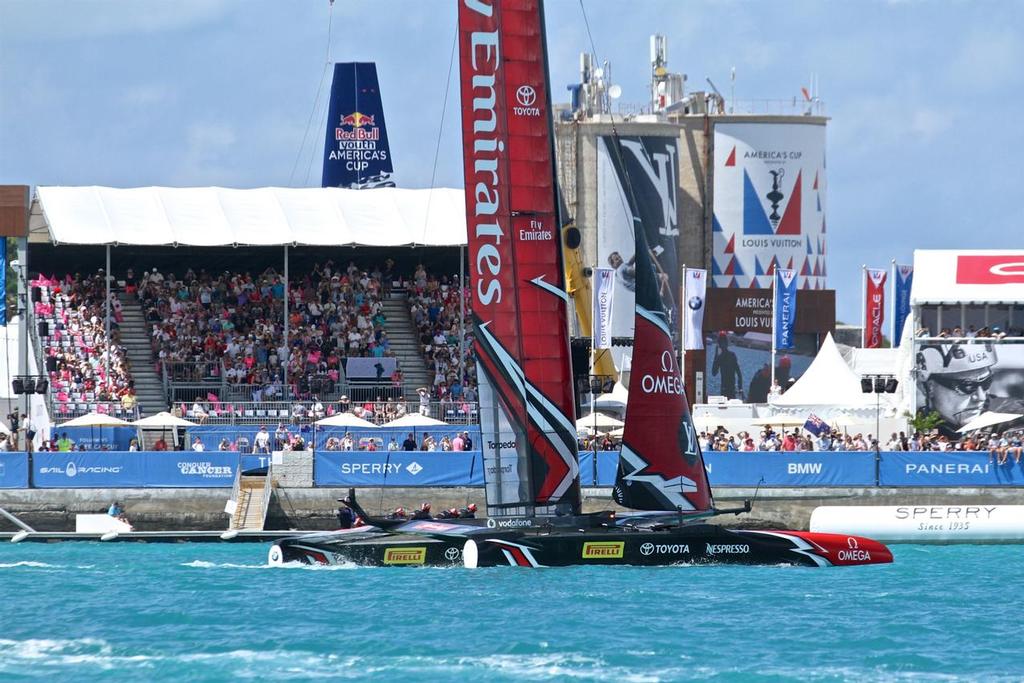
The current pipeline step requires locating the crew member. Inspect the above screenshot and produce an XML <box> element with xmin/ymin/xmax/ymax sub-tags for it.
<box><xmin>336</xmin><ymin>499</ymin><xmax>356</xmax><ymax>529</ymax></box>
<box><xmin>711</xmin><ymin>332</ymin><xmax>743</xmax><ymax>400</ymax></box>
<box><xmin>411</xmin><ymin>502</ymin><xmax>432</xmax><ymax>520</ymax></box>
<box><xmin>459</xmin><ymin>503</ymin><xmax>478</xmax><ymax>519</ymax></box>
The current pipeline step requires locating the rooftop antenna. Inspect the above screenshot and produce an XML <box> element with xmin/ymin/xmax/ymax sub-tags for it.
<box><xmin>730</xmin><ymin>67</ymin><xmax>735</xmax><ymax>114</ymax></box>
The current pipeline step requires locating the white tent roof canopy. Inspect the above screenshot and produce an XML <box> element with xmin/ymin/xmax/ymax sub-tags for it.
<box><xmin>771</xmin><ymin>333</ymin><xmax>876</xmax><ymax>408</ymax></box>
<box><xmin>30</xmin><ymin>186</ymin><xmax>468</xmax><ymax>247</ymax></box>
<box><xmin>912</xmin><ymin>249</ymin><xmax>1024</xmax><ymax>305</ymax></box>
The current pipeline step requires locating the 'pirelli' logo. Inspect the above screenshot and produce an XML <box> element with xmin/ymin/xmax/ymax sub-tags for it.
<box><xmin>383</xmin><ymin>547</ymin><xmax>426</xmax><ymax>565</ymax></box>
<box><xmin>581</xmin><ymin>541</ymin><xmax>624</xmax><ymax>559</ymax></box>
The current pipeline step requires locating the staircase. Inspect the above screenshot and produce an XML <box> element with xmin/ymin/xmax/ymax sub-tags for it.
<box><xmin>381</xmin><ymin>295</ymin><xmax>432</xmax><ymax>401</ymax></box>
<box><xmin>230</xmin><ymin>475</ymin><xmax>271</xmax><ymax>530</ymax></box>
<box><xmin>117</xmin><ymin>292</ymin><xmax>167</xmax><ymax>416</ymax></box>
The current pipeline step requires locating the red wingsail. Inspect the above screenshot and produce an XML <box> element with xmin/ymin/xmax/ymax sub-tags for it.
<box><xmin>458</xmin><ymin>0</ymin><xmax>579</xmax><ymax>515</ymax></box>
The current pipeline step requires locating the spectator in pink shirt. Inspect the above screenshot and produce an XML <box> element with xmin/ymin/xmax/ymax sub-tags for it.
<box><xmin>452</xmin><ymin>432</ymin><xmax>465</xmax><ymax>451</ymax></box>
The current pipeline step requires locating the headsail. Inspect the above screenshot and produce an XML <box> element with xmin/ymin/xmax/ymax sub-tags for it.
<box><xmin>458</xmin><ymin>0</ymin><xmax>580</xmax><ymax>516</ymax></box>
<box><xmin>607</xmin><ymin>143</ymin><xmax>715</xmax><ymax>513</ymax></box>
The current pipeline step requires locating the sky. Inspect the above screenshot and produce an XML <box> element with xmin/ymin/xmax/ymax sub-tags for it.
<box><xmin>2</xmin><ymin>0</ymin><xmax>1022</xmax><ymax>325</ymax></box>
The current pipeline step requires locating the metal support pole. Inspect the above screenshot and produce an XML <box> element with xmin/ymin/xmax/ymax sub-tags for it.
<box><xmin>105</xmin><ymin>245</ymin><xmax>111</xmax><ymax>396</ymax></box>
<box><xmin>770</xmin><ymin>270</ymin><xmax>777</xmax><ymax>391</ymax></box>
<box><xmin>860</xmin><ymin>264</ymin><xmax>867</xmax><ymax>348</ymax></box>
<box><xmin>283</xmin><ymin>245</ymin><xmax>289</xmax><ymax>401</ymax></box>
<box><xmin>459</xmin><ymin>246</ymin><xmax>465</xmax><ymax>387</ymax></box>
<box><xmin>16</xmin><ymin>238</ymin><xmax>28</xmax><ymax>450</ymax></box>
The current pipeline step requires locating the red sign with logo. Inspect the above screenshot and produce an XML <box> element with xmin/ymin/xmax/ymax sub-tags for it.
<box><xmin>956</xmin><ymin>255</ymin><xmax>1024</xmax><ymax>284</ymax></box>
<box><xmin>863</xmin><ymin>268</ymin><xmax>886</xmax><ymax>348</ymax></box>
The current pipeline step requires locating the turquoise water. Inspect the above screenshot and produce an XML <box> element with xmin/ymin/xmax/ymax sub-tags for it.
<box><xmin>1</xmin><ymin>543</ymin><xmax>1021</xmax><ymax>681</ymax></box>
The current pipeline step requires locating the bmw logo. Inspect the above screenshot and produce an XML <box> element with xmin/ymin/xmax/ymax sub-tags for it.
<box><xmin>640</xmin><ymin>543</ymin><xmax>655</xmax><ymax>556</ymax></box>
<box><xmin>688</xmin><ymin>296</ymin><xmax>703</xmax><ymax>311</ymax></box>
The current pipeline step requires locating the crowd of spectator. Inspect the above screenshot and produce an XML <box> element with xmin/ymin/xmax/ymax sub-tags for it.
<box><xmin>139</xmin><ymin>260</ymin><xmax>396</xmax><ymax>402</ymax></box>
<box><xmin>408</xmin><ymin>266</ymin><xmax>477</xmax><ymax>403</ymax></box>
<box><xmin>916</xmin><ymin>325</ymin><xmax>1018</xmax><ymax>339</ymax></box>
<box><xmin>34</xmin><ymin>272</ymin><xmax>138</xmax><ymax>416</ymax></box>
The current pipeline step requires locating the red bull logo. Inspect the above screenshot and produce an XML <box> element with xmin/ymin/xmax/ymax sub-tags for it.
<box><xmin>336</xmin><ymin>112</ymin><xmax>380</xmax><ymax>142</ymax></box>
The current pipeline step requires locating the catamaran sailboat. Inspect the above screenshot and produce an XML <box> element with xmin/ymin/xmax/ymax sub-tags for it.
<box><xmin>269</xmin><ymin>0</ymin><xmax>892</xmax><ymax>569</ymax></box>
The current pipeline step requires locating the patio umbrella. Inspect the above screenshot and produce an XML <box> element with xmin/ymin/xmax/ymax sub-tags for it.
<box><xmin>575</xmin><ymin>412</ymin><xmax>625</xmax><ymax>433</ymax></box>
<box><xmin>132</xmin><ymin>412</ymin><xmax>198</xmax><ymax>428</ymax></box>
<box><xmin>383</xmin><ymin>413</ymin><xmax>448</xmax><ymax>428</ymax></box>
<box><xmin>316</xmin><ymin>413</ymin><xmax>379</xmax><ymax>429</ymax></box>
<box><xmin>58</xmin><ymin>412</ymin><xmax>132</xmax><ymax>451</ymax></box>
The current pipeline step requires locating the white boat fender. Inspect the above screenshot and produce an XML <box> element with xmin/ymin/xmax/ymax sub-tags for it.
<box><xmin>220</xmin><ymin>529</ymin><xmax>240</xmax><ymax>541</ymax></box>
<box><xmin>100</xmin><ymin>531</ymin><xmax>119</xmax><ymax>541</ymax></box>
<box><xmin>11</xmin><ymin>530</ymin><xmax>30</xmax><ymax>543</ymax></box>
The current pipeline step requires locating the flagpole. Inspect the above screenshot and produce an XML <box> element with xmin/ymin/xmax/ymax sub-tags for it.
<box><xmin>860</xmin><ymin>264</ymin><xmax>867</xmax><ymax>348</ymax></box>
<box><xmin>771</xmin><ymin>268</ymin><xmax>777</xmax><ymax>391</ymax></box>
<box><xmin>889</xmin><ymin>259</ymin><xmax>896</xmax><ymax>347</ymax></box>
<box><xmin>679</xmin><ymin>265</ymin><xmax>686</xmax><ymax>384</ymax></box>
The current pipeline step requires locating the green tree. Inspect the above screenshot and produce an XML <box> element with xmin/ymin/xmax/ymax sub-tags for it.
<box><xmin>906</xmin><ymin>409</ymin><xmax>944</xmax><ymax>434</ymax></box>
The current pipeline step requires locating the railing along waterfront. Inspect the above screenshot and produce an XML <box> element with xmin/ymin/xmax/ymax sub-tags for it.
<box><xmin>181</xmin><ymin>400</ymin><xmax>480</xmax><ymax>425</ymax></box>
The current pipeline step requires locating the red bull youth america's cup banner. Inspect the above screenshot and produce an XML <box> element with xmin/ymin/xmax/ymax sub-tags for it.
<box><xmin>458</xmin><ymin>0</ymin><xmax>579</xmax><ymax>515</ymax></box>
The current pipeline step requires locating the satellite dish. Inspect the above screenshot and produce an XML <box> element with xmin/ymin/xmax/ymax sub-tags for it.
<box><xmin>608</xmin><ymin>84</ymin><xmax>622</xmax><ymax>99</ymax></box>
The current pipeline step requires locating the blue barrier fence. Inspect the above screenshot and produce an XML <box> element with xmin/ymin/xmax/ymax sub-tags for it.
<box><xmin>314</xmin><ymin>451</ymin><xmax>484</xmax><ymax>487</ymax></box>
<box><xmin>879</xmin><ymin>451</ymin><xmax>1024</xmax><ymax>486</ymax></box>
<box><xmin>4</xmin><ymin>451</ymin><xmax>1024</xmax><ymax>489</ymax></box>
<box><xmin>0</xmin><ymin>453</ymin><xmax>30</xmax><ymax>488</ymax></box>
<box><xmin>32</xmin><ymin>452</ymin><xmax>240</xmax><ymax>488</ymax></box>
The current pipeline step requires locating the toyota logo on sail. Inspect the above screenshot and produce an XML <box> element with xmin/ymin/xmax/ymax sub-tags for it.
<box><xmin>514</xmin><ymin>85</ymin><xmax>540</xmax><ymax>116</ymax></box>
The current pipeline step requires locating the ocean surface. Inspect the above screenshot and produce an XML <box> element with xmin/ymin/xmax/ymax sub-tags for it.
<box><xmin>1</xmin><ymin>542</ymin><xmax>1021</xmax><ymax>681</ymax></box>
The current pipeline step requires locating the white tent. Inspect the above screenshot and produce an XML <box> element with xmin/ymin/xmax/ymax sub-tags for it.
<box><xmin>772</xmin><ymin>333</ymin><xmax>876</xmax><ymax>408</ymax></box>
<box><xmin>383</xmin><ymin>413</ymin><xmax>448</xmax><ymax>428</ymax></box>
<box><xmin>575</xmin><ymin>413</ymin><xmax>625</xmax><ymax>432</ymax></box>
<box><xmin>31</xmin><ymin>186</ymin><xmax>467</xmax><ymax>247</ymax></box>
<box><xmin>133</xmin><ymin>411</ymin><xmax>197</xmax><ymax>428</ymax></box>
<box><xmin>316</xmin><ymin>412</ymin><xmax>379</xmax><ymax>429</ymax></box>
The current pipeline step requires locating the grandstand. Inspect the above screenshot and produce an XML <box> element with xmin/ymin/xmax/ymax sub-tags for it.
<box><xmin>24</xmin><ymin>187</ymin><xmax>480</xmax><ymax>437</ymax></box>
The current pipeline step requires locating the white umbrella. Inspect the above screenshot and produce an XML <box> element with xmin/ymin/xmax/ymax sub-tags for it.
<box><xmin>752</xmin><ymin>415</ymin><xmax>806</xmax><ymax>427</ymax></box>
<box><xmin>383</xmin><ymin>413</ymin><xmax>448</xmax><ymax>428</ymax></box>
<box><xmin>575</xmin><ymin>412</ymin><xmax>624</xmax><ymax>431</ymax></box>
<box><xmin>957</xmin><ymin>411</ymin><xmax>1024</xmax><ymax>434</ymax></box>
<box><xmin>316</xmin><ymin>412</ymin><xmax>379</xmax><ymax>429</ymax></box>
<box><xmin>133</xmin><ymin>411</ymin><xmax>198</xmax><ymax>428</ymax></box>
<box><xmin>59</xmin><ymin>413</ymin><xmax>131</xmax><ymax>427</ymax></box>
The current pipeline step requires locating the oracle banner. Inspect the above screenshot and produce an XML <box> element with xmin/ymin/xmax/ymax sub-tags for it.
<box><xmin>864</xmin><ymin>267</ymin><xmax>887</xmax><ymax>348</ymax></box>
<box><xmin>956</xmin><ymin>255</ymin><xmax>1024</xmax><ymax>284</ymax></box>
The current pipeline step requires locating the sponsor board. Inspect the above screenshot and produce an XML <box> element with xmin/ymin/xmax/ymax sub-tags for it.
<box><xmin>582</xmin><ymin>541</ymin><xmax>625</xmax><ymax>559</ymax></box>
<box><xmin>486</xmin><ymin>517</ymin><xmax>534</xmax><ymax>529</ymax></box>
<box><xmin>383</xmin><ymin>547</ymin><xmax>427</xmax><ymax>565</ymax></box>
<box><xmin>704</xmin><ymin>543</ymin><xmax>749</xmax><ymax>556</ymax></box>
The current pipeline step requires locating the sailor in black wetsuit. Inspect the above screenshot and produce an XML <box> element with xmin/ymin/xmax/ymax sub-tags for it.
<box><xmin>458</xmin><ymin>503</ymin><xmax>478</xmax><ymax>519</ymax></box>
<box><xmin>336</xmin><ymin>503</ymin><xmax>356</xmax><ymax>529</ymax></box>
<box><xmin>411</xmin><ymin>502</ymin><xmax>432</xmax><ymax>520</ymax></box>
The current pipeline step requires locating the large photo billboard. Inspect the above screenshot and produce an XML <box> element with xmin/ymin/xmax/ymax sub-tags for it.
<box><xmin>712</xmin><ymin>122</ymin><xmax>827</xmax><ymax>290</ymax></box>
<box><xmin>596</xmin><ymin>135</ymin><xmax>681</xmax><ymax>370</ymax></box>
<box><xmin>915</xmin><ymin>341</ymin><xmax>1024</xmax><ymax>438</ymax></box>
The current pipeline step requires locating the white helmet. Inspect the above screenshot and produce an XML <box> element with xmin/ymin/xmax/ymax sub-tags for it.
<box><xmin>916</xmin><ymin>342</ymin><xmax>996</xmax><ymax>381</ymax></box>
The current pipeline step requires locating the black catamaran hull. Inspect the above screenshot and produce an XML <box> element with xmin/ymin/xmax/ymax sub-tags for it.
<box><xmin>463</xmin><ymin>525</ymin><xmax>894</xmax><ymax>568</ymax></box>
<box><xmin>269</xmin><ymin>532</ymin><xmax>468</xmax><ymax>567</ymax></box>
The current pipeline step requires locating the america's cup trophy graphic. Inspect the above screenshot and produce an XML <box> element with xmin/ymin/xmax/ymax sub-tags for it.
<box><xmin>767</xmin><ymin>168</ymin><xmax>785</xmax><ymax>228</ymax></box>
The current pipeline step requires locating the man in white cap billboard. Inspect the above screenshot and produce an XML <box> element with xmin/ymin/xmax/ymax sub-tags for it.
<box><xmin>916</xmin><ymin>342</ymin><xmax>1012</xmax><ymax>437</ymax></box>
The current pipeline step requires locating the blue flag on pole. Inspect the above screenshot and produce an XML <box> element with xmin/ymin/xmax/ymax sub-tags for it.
<box><xmin>774</xmin><ymin>268</ymin><xmax>797</xmax><ymax>350</ymax></box>
<box><xmin>322</xmin><ymin>62</ymin><xmax>395</xmax><ymax>189</ymax></box>
<box><xmin>893</xmin><ymin>264</ymin><xmax>913</xmax><ymax>343</ymax></box>
<box><xmin>0</xmin><ymin>239</ymin><xmax>6</xmax><ymax>326</ymax></box>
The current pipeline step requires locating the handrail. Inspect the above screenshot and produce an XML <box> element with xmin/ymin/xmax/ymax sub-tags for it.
<box><xmin>227</xmin><ymin>468</ymin><xmax>242</xmax><ymax>530</ymax></box>
<box><xmin>259</xmin><ymin>463</ymin><xmax>274</xmax><ymax>530</ymax></box>
<box><xmin>179</xmin><ymin>400</ymin><xmax>480</xmax><ymax>425</ymax></box>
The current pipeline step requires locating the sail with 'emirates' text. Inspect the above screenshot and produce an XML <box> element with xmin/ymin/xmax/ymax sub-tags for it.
<box><xmin>458</xmin><ymin>0</ymin><xmax>580</xmax><ymax>516</ymax></box>
<box><xmin>608</xmin><ymin>145</ymin><xmax>714</xmax><ymax>513</ymax></box>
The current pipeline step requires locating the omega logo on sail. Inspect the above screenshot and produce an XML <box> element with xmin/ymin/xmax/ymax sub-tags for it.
<box><xmin>640</xmin><ymin>350</ymin><xmax>684</xmax><ymax>395</ymax></box>
<box><xmin>466</xmin><ymin>0</ymin><xmax>505</xmax><ymax>306</ymax></box>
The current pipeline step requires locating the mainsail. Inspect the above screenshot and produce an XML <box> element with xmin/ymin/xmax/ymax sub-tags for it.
<box><xmin>458</xmin><ymin>0</ymin><xmax>580</xmax><ymax>516</ymax></box>
<box><xmin>607</xmin><ymin>145</ymin><xmax>715</xmax><ymax>513</ymax></box>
